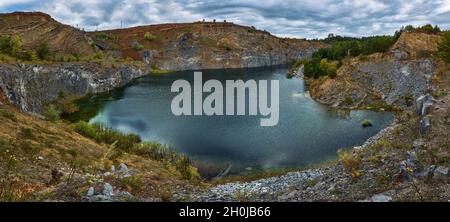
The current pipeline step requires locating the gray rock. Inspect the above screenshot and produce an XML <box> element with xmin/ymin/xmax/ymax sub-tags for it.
<box><xmin>416</xmin><ymin>94</ymin><xmax>435</xmax><ymax>117</ymax></box>
<box><xmin>0</xmin><ymin>64</ymin><xmax>148</xmax><ymax>113</ymax></box>
<box><xmin>415</xmin><ymin>165</ymin><xmax>436</xmax><ymax>178</ymax></box>
<box><xmin>413</xmin><ymin>139</ymin><xmax>425</xmax><ymax>150</ymax></box>
<box><xmin>432</xmin><ymin>166</ymin><xmax>449</xmax><ymax>182</ymax></box>
<box><xmin>370</xmin><ymin>194</ymin><xmax>393</xmax><ymax>202</ymax></box>
<box><xmin>111</xmin><ymin>165</ymin><xmax>115</xmax><ymax>173</ymax></box>
<box><xmin>119</xmin><ymin>163</ymin><xmax>128</xmax><ymax>173</ymax></box>
<box><xmin>420</xmin><ymin>117</ymin><xmax>431</xmax><ymax>134</ymax></box>
<box><xmin>86</xmin><ymin>187</ymin><xmax>95</xmax><ymax>196</ymax></box>
<box><xmin>102</xmin><ymin>183</ymin><xmax>114</xmax><ymax>196</ymax></box>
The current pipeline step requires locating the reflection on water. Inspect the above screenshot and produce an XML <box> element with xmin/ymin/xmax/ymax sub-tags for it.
<box><xmin>88</xmin><ymin>66</ymin><xmax>394</xmax><ymax>174</ymax></box>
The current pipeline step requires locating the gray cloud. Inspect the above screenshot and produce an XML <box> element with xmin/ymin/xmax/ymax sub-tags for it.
<box><xmin>1</xmin><ymin>0</ymin><xmax>449</xmax><ymax>38</ymax></box>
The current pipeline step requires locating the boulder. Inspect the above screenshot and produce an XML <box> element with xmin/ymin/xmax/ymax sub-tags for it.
<box><xmin>415</xmin><ymin>165</ymin><xmax>436</xmax><ymax>179</ymax></box>
<box><xmin>419</xmin><ymin>116</ymin><xmax>431</xmax><ymax>134</ymax></box>
<box><xmin>416</xmin><ymin>94</ymin><xmax>435</xmax><ymax>117</ymax></box>
<box><xmin>412</xmin><ymin>139</ymin><xmax>425</xmax><ymax>150</ymax></box>
<box><xmin>432</xmin><ymin>166</ymin><xmax>449</xmax><ymax>182</ymax></box>
<box><xmin>370</xmin><ymin>194</ymin><xmax>393</xmax><ymax>202</ymax></box>
<box><xmin>102</xmin><ymin>183</ymin><xmax>114</xmax><ymax>196</ymax></box>
<box><xmin>86</xmin><ymin>187</ymin><xmax>95</xmax><ymax>197</ymax></box>
<box><xmin>119</xmin><ymin>163</ymin><xmax>128</xmax><ymax>173</ymax></box>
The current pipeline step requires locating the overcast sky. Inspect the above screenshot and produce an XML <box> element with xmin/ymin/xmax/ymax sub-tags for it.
<box><xmin>1</xmin><ymin>0</ymin><xmax>449</xmax><ymax>39</ymax></box>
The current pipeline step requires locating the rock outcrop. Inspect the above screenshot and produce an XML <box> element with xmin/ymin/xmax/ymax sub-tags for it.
<box><xmin>0</xmin><ymin>63</ymin><xmax>148</xmax><ymax>113</ymax></box>
<box><xmin>90</xmin><ymin>22</ymin><xmax>324</xmax><ymax>70</ymax></box>
<box><xmin>308</xmin><ymin>32</ymin><xmax>442</xmax><ymax>109</ymax></box>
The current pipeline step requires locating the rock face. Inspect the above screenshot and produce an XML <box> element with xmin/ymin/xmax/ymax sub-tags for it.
<box><xmin>308</xmin><ymin>32</ymin><xmax>441</xmax><ymax>109</ymax></box>
<box><xmin>0</xmin><ymin>63</ymin><xmax>148</xmax><ymax>113</ymax></box>
<box><xmin>90</xmin><ymin>22</ymin><xmax>324</xmax><ymax>70</ymax></box>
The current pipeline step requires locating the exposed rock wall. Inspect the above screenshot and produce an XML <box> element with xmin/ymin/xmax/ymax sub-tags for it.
<box><xmin>308</xmin><ymin>32</ymin><xmax>442</xmax><ymax>109</ymax></box>
<box><xmin>92</xmin><ymin>22</ymin><xmax>324</xmax><ymax>71</ymax></box>
<box><xmin>0</xmin><ymin>64</ymin><xmax>148</xmax><ymax>113</ymax></box>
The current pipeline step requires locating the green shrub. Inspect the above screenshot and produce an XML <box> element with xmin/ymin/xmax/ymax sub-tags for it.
<box><xmin>438</xmin><ymin>31</ymin><xmax>450</xmax><ymax>64</ymax></box>
<box><xmin>43</xmin><ymin>104</ymin><xmax>62</xmax><ymax>121</ymax></box>
<box><xmin>361</xmin><ymin>119</ymin><xmax>373</xmax><ymax>127</ymax></box>
<box><xmin>144</xmin><ymin>32</ymin><xmax>157</xmax><ymax>41</ymax></box>
<box><xmin>132</xmin><ymin>42</ymin><xmax>143</xmax><ymax>51</ymax></box>
<box><xmin>338</xmin><ymin>149</ymin><xmax>362</xmax><ymax>178</ymax></box>
<box><xmin>19</xmin><ymin>127</ymin><xmax>33</xmax><ymax>140</ymax></box>
<box><xmin>37</xmin><ymin>43</ymin><xmax>50</xmax><ymax>60</ymax></box>
<box><xmin>0</xmin><ymin>110</ymin><xmax>16</xmax><ymax>121</ymax></box>
<box><xmin>74</xmin><ymin>121</ymin><xmax>98</xmax><ymax>139</ymax></box>
<box><xmin>93</xmin><ymin>51</ymin><xmax>104</xmax><ymax>60</ymax></box>
<box><xmin>95</xmin><ymin>32</ymin><xmax>114</xmax><ymax>41</ymax></box>
<box><xmin>15</xmin><ymin>51</ymin><xmax>33</xmax><ymax>61</ymax></box>
<box><xmin>175</xmin><ymin>155</ymin><xmax>199</xmax><ymax>180</ymax></box>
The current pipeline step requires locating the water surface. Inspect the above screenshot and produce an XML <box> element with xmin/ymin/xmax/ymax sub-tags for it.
<box><xmin>89</xmin><ymin>66</ymin><xmax>394</xmax><ymax>173</ymax></box>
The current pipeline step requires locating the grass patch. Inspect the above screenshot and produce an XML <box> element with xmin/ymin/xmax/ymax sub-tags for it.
<box><xmin>74</xmin><ymin>121</ymin><xmax>141</xmax><ymax>151</ymax></box>
<box><xmin>337</xmin><ymin>149</ymin><xmax>362</xmax><ymax>179</ymax></box>
<box><xmin>0</xmin><ymin>109</ymin><xmax>17</xmax><ymax>121</ymax></box>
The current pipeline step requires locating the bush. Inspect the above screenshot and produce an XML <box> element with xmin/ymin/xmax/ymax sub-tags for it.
<box><xmin>295</xmin><ymin>34</ymin><xmax>396</xmax><ymax>79</ymax></box>
<box><xmin>43</xmin><ymin>104</ymin><xmax>62</xmax><ymax>121</ymax></box>
<box><xmin>361</xmin><ymin>119</ymin><xmax>373</xmax><ymax>127</ymax></box>
<box><xmin>93</xmin><ymin>51</ymin><xmax>104</xmax><ymax>60</ymax></box>
<box><xmin>0</xmin><ymin>36</ymin><xmax>12</xmax><ymax>54</ymax></box>
<box><xmin>19</xmin><ymin>127</ymin><xmax>33</xmax><ymax>140</ymax></box>
<box><xmin>132</xmin><ymin>42</ymin><xmax>143</xmax><ymax>51</ymax></box>
<box><xmin>95</xmin><ymin>32</ymin><xmax>114</xmax><ymax>41</ymax></box>
<box><xmin>338</xmin><ymin>149</ymin><xmax>362</xmax><ymax>178</ymax></box>
<box><xmin>0</xmin><ymin>110</ymin><xmax>16</xmax><ymax>121</ymax></box>
<box><xmin>37</xmin><ymin>43</ymin><xmax>50</xmax><ymax>60</ymax></box>
<box><xmin>15</xmin><ymin>51</ymin><xmax>33</xmax><ymax>61</ymax></box>
<box><xmin>144</xmin><ymin>32</ymin><xmax>157</xmax><ymax>41</ymax></box>
<box><xmin>175</xmin><ymin>155</ymin><xmax>200</xmax><ymax>180</ymax></box>
<box><xmin>438</xmin><ymin>31</ymin><xmax>450</xmax><ymax>64</ymax></box>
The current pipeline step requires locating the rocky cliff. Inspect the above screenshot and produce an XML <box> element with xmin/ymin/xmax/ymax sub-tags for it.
<box><xmin>308</xmin><ymin>32</ymin><xmax>442</xmax><ymax>110</ymax></box>
<box><xmin>0</xmin><ymin>12</ymin><xmax>322</xmax><ymax>114</ymax></box>
<box><xmin>90</xmin><ymin>23</ymin><xmax>323</xmax><ymax>70</ymax></box>
<box><xmin>0</xmin><ymin>63</ymin><xmax>148</xmax><ymax>113</ymax></box>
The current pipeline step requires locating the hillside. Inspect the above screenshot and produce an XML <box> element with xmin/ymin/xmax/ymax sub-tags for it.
<box><xmin>0</xmin><ymin>103</ymin><xmax>201</xmax><ymax>201</ymax></box>
<box><xmin>0</xmin><ymin>12</ymin><xmax>94</xmax><ymax>57</ymax></box>
<box><xmin>89</xmin><ymin>22</ymin><xmax>323</xmax><ymax>70</ymax></box>
<box><xmin>307</xmin><ymin>31</ymin><xmax>443</xmax><ymax>109</ymax></box>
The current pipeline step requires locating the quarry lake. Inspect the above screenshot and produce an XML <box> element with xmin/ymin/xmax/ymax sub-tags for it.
<box><xmin>86</xmin><ymin>66</ymin><xmax>394</xmax><ymax>175</ymax></box>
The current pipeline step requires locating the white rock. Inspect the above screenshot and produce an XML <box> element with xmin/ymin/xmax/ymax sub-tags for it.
<box><xmin>119</xmin><ymin>163</ymin><xmax>128</xmax><ymax>173</ymax></box>
<box><xmin>102</xmin><ymin>183</ymin><xmax>114</xmax><ymax>196</ymax></box>
<box><xmin>371</xmin><ymin>194</ymin><xmax>393</xmax><ymax>202</ymax></box>
<box><xmin>86</xmin><ymin>187</ymin><xmax>95</xmax><ymax>196</ymax></box>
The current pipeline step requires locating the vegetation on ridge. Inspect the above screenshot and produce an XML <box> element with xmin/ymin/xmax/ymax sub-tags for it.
<box><xmin>290</xmin><ymin>24</ymin><xmax>444</xmax><ymax>79</ymax></box>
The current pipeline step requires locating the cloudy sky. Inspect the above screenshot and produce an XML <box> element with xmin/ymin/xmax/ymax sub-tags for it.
<box><xmin>0</xmin><ymin>0</ymin><xmax>449</xmax><ymax>38</ymax></box>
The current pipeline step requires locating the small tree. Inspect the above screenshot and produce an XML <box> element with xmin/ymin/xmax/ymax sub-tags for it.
<box><xmin>37</xmin><ymin>43</ymin><xmax>50</xmax><ymax>60</ymax></box>
<box><xmin>10</xmin><ymin>35</ymin><xmax>22</xmax><ymax>56</ymax></box>
<box><xmin>438</xmin><ymin>31</ymin><xmax>450</xmax><ymax>64</ymax></box>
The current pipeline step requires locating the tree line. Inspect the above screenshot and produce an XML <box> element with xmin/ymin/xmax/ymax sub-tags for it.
<box><xmin>290</xmin><ymin>24</ymin><xmax>447</xmax><ymax>79</ymax></box>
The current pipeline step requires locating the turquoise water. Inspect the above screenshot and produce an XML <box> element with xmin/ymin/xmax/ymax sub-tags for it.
<box><xmin>89</xmin><ymin>66</ymin><xmax>394</xmax><ymax>173</ymax></box>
